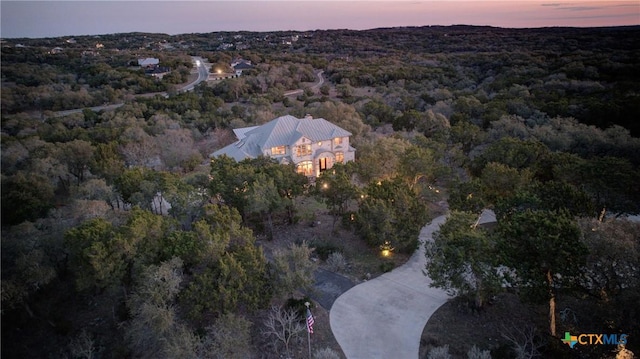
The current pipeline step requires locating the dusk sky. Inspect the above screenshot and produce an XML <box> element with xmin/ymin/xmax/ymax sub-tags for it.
<box><xmin>1</xmin><ymin>1</ymin><xmax>639</xmax><ymax>39</ymax></box>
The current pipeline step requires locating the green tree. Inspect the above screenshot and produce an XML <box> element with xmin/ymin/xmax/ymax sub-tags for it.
<box><xmin>416</xmin><ymin>109</ymin><xmax>450</xmax><ymax>141</ymax></box>
<box><xmin>565</xmin><ymin>156</ymin><xmax>639</xmax><ymax>216</ymax></box>
<box><xmin>160</xmin><ymin>230</ymin><xmax>200</xmax><ymax>266</ymax></box>
<box><xmin>336</xmin><ymin>83</ymin><xmax>353</xmax><ymax>99</ymax></box>
<box><xmin>355</xmin><ymin>197</ymin><xmax>396</xmax><ymax>248</ymax></box>
<box><xmin>120</xmin><ymin>207</ymin><xmax>170</xmax><ymax>268</ymax></box>
<box><xmin>209</xmin><ymin>155</ymin><xmax>256</xmax><ymax>215</ymax></box>
<box><xmin>425</xmin><ymin>211</ymin><xmax>499</xmax><ymax>308</ymax></box>
<box><xmin>181</xmin><ymin>204</ymin><xmax>270</xmax><ymax>319</ymax></box>
<box><xmin>494</xmin><ymin>180</ymin><xmax>595</xmax><ymax>220</ymax></box>
<box><xmin>183</xmin><ymin>245</ymin><xmax>269</xmax><ymax>318</ymax></box>
<box><xmin>356</xmin><ymin>179</ymin><xmax>429</xmax><ymax>253</ymax></box>
<box><xmin>1</xmin><ymin>222</ymin><xmax>57</xmax><ymax>311</ymax></box>
<box><xmin>393</xmin><ymin>109</ymin><xmax>424</xmax><ymax>131</ymax></box>
<box><xmin>64</xmin><ymin>218</ymin><xmax>125</xmax><ymax>291</ymax></box>
<box><xmin>480</xmin><ymin>162</ymin><xmax>532</xmax><ymax>205</ymax></box>
<box><xmin>210</xmin><ymin>156</ymin><xmax>306</xmax><ymax>224</ymax></box>
<box><xmin>58</xmin><ymin>139</ymin><xmax>94</xmax><ymax>185</ymax></box>
<box><xmin>398</xmin><ymin>145</ymin><xmax>439</xmax><ymax>191</ymax></box>
<box><xmin>246</xmin><ymin>173</ymin><xmax>285</xmax><ymax>240</ymax></box>
<box><xmin>319</xmin><ymin>84</ymin><xmax>330</xmax><ymax>96</ymax></box>
<box><xmin>1</xmin><ymin>172</ymin><xmax>55</xmax><ymax>226</ymax></box>
<box><xmin>472</xmin><ymin>137</ymin><xmax>550</xmax><ymax>178</ymax></box>
<box><xmin>498</xmin><ymin>209</ymin><xmax>586</xmax><ymax>337</ymax></box>
<box><xmin>314</xmin><ymin>163</ymin><xmax>359</xmax><ymax>231</ymax></box>
<box><xmin>354</xmin><ymin>136</ymin><xmax>410</xmax><ymax>183</ymax></box>
<box><xmin>447</xmin><ymin>179</ymin><xmax>487</xmax><ymax>214</ymax></box>
<box><xmin>450</xmin><ymin>121</ymin><xmax>485</xmax><ymax>154</ymax></box>
<box><xmin>271</xmin><ymin>241</ymin><xmax>317</xmax><ymax>298</ymax></box>
<box><xmin>114</xmin><ymin>167</ymin><xmax>147</xmax><ymax>205</ymax></box>
<box><xmin>115</xmin><ymin>169</ymin><xmax>178</xmax><ymax>213</ymax></box>
<box><xmin>309</xmin><ymin>101</ymin><xmax>369</xmax><ymax>140</ymax></box>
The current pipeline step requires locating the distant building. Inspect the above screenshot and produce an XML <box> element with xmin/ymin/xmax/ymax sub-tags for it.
<box><xmin>231</xmin><ymin>58</ymin><xmax>254</xmax><ymax>76</ymax></box>
<box><xmin>145</xmin><ymin>66</ymin><xmax>171</xmax><ymax>79</ymax></box>
<box><xmin>217</xmin><ymin>43</ymin><xmax>234</xmax><ymax>51</ymax></box>
<box><xmin>211</xmin><ymin>115</ymin><xmax>355</xmax><ymax>177</ymax></box>
<box><xmin>135</xmin><ymin>57</ymin><xmax>169</xmax><ymax>78</ymax></box>
<box><xmin>138</xmin><ymin>57</ymin><xmax>160</xmax><ymax>67</ymax></box>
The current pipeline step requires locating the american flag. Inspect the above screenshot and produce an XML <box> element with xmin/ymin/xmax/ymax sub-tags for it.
<box><xmin>306</xmin><ymin>308</ymin><xmax>315</xmax><ymax>334</ymax></box>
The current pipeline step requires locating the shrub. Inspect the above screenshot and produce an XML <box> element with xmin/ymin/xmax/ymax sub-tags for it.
<box><xmin>326</xmin><ymin>252</ymin><xmax>347</xmax><ymax>272</ymax></box>
<box><xmin>468</xmin><ymin>345</ymin><xmax>492</xmax><ymax>359</ymax></box>
<box><xmin>314</xmin><ymin>347</ymin><xmax>340</xmax><ymax>359</ymax></box>
<box><xmin>428</xmin><ymin>345</ymin><xmax>452</xmax><ymax>359</ymax></box>
<box><xmin>311</xmin><ymin>240</ymin><xmax>341</xmax><ymax>260</ymax></box>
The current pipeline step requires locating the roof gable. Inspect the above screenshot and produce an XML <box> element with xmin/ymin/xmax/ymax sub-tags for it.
<box><xmin>242</xmin><ymin>115</ymin><xmax>351</xmax><ymax>149</ymax></box>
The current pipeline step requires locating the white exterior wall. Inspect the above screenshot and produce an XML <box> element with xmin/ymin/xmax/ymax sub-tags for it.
<box><xmin>287</xmin><ymin>136</ymin><xmax>355</xmax><ymax>176</ymax></box>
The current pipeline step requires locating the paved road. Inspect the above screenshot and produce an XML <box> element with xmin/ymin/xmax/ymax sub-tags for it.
<box><xmin>180</xmin><ymin>56</ymin><xmax>209</xmax><ymax>92</ymax></box>
<box><xmin>330</xmin><ymin>210</ymin><xmax>496</xmax><ymax>359</ymax></box>
<box><xmin>284</xmin><ymin>70</ymin><xmax>324</xmax><ymax>96</ymax></box>
<box><xmin>48</xmin><ymin>56</ymin><xmax>208</xmax><ymax>118</ymax></box>
<box><xmin>50</xmin><ymin>62</ymin><xmax>321</xmax><ymax>118</ymax></box>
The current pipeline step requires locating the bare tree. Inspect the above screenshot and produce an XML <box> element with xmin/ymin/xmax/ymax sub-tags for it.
<box><xmin>500</xmin><ymin>323</ymin><xmax>544</xmax><ymax>359</ymax></box>
<box><xmin>156</xmin><ymin>128</ymin><xmax>201</xmax><ymax>172</ymax></box>
<box><xmin>198</xmin><ymin>313</ymin><xmax>253</xmax><ymax>359</ymax></box>
<box><xmin>120</xmin><ymin>128</ymin><xmax>160</xmax><ymax>168</ymax></box>
<box><xmin>196</xmin><ymin>128</ymin><xmax>235</xmax><ymax>157</ymax></box>
<box><xmin>124</xmin><ymin>258</ymin><xmax>185</xmax><ymax>358</ymax></box>
<box><xmin>67</xmin><ymin>329</ymin><xmax>96</xmax><ymax>359</ymax></box>
<box><xmin>262</xmin><ymin>306</ymin><xmax>305</xmax><ymax>358</ymax></box>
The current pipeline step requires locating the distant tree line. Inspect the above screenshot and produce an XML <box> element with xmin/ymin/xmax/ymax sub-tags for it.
<box><xmin>2</xmin><ymin>25</ymin><xmax>639</xmax><ymax>358</ymax></box>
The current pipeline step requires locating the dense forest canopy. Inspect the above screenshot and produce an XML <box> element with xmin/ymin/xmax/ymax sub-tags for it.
<box><xmin>2</xmin><ymin>25</ymin><xmax>639</xmax><ymax>358</ymax></box>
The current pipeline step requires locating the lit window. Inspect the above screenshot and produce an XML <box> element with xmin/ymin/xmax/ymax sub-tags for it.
<box><xmin>334</xmin><ymin>137</ymin><xmax>343</xmax><ymax>146</ymax></box>
<box><xmin>336</xmin><ymin>152</ymin><xmax>344</xmax><ymax>163</ymax></box>
<box><xmin>296</xmin><ymin>161</ymin><xmax>314</xmax><ymax>176</ymax></box>
<box><xmin>296</xmin><ymin>144</ymin><xmax>312</xmax><ymax>157</ymax></box>
<box><xmin>271</xmin><ymin>146</ymin><xmax>286</xmax><ymax>155</ymax></box>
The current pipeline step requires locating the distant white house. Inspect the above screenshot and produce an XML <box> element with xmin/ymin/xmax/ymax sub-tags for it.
<box><xmin>211</xmin><ymin>115</ymin><xmax>356</xmax><ymax>177</ymax></box>
<box><xmin>138</xmin><ymin>57</ymin><xmax>160</xmax><ymax>67</ymax></box>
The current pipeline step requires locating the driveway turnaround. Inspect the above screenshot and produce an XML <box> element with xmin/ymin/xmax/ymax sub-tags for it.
<box><xmin>330</xmin><ymin>210</ymin><xmax>497</xmax><ymax>359</ymax></box>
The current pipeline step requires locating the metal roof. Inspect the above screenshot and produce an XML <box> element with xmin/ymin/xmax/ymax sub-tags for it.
<box><xmin>212</xmin><ymin>115</ymin><xmax>352</xmax><ymax>160</ymax></box>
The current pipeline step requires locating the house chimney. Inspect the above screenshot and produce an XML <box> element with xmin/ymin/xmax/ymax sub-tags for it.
<box><xmin>304</xmin><ymin>114</ymin><xmax>313</xmax><ymax>120</ymax></box>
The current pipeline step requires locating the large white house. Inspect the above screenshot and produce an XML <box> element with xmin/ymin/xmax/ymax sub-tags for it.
<box><xmin>211</xmin><ymin>115</ymin><xmax>356</xmax><ymax>177</ymax></box>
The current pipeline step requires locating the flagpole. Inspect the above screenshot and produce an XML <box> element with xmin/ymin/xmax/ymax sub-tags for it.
<box><xmin>305</xmin><ymin>301</ymin><xmax>311</xmax><ymax>359</ymax></box>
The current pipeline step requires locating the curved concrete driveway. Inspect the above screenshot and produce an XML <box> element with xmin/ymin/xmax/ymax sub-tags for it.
<box><xmin>330</xmin><ymin>210</ymin><xmax>496</xmax><ymax>359</ymax></box>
